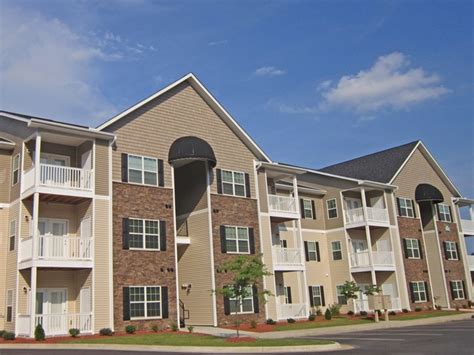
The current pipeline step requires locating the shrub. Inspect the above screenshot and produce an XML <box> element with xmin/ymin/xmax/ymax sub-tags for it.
<box><xmin>389</xmin><ymin>311</ymin><xmax>396</xmax><ymax>316</ymax></box>
<box><xmin>347</xmin><ymin>310</ymin><xmax>354</xmax><ymax>316</ymax></box>
<box><xmin>69</xmin><ymin>328</ymin><xmax>80</xmax><ymax>338</ymax></box>
<box><xmin>402</xmin><ymin>308</ymin><xmax>409</xmax><ymax>313</ymax></box>
<box><xmin>415</xmin><ymin>307</ymin><xmax>422</xmax><ymax>312</ymax></box>
<box><xmin>34</xmin><ymin>324</ymin><xmax>45</xmax><ymax>341</ymax></box>
<box><xmin>3</xmin><ymin>331</ymin><xmax>15</xmax><ymax>341</ymax></box>
<box><xmin>187</xmin><ymin>326</ymin><xmax>194</xmax><ymax>333</ymax></box>
<box><xmin>99</xmin><ymin>328</ymin><xmax>113</xmax><ymax>336</ymax></box>
<box><xmin>0</xmin><ymin>330</ymin><xmax>4</xmax><ymax>337</ymax></box>
<box><xmin>151</xmin><ymin>324</ymin><xmax>159</xmax><ymax>332</ymax></box>
<box><xmin>455</xmin><ymin>305</ymin><xmax>460</xmax><ymax>311</ymax></box>
<box><xmin>171</xmin><ymin>323</ymin><xmax>179</xmax><ymax>332</ymax></box>
<box><xmin>435</xmin><ymin>305</ymin><xmax>442</xmax><ymax>311</ymax></box>
<box><xmin>308</xmin><ymin>314</ymin><xmax>316</xmax><ymax>321</ymax></box>
<box><xmin>468</xmin><ymin>300</ymin><xmax>473</xmax><ymax>308</ymax></box>
<box><xmin>324</xmin><ymin>308</ymin><xmax>332</xmax><ymax>320</ymax></box>
<box><xmin>249</xmin><ymin>320</ymin><xmax>257</xmax><ymax>329</ymax></box>
<box><xmin>266</xmin><ymin>319</ymin><xmax>277</xmax><ymax>325</ymax></box>
<box><xmin>328</xmin><ymin>304</ymin><xmax>341</xmax><ymax>316</ymax></box>
<box><xmin>359</xmin><ymin>311</ymin><xmax>368</xmax><ymax>317</ymax></box>
<box><xmin>287</xmin><ymin>318</ymin><xmax>296</xmax><ymax>324</ymax></box>
<box><xmin>125</xmin><ymin>325</ymin><xmax>136</xmax><ymax>334</ymax></box>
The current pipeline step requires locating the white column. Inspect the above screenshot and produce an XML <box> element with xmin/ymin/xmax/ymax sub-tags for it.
<box><xmin>470</xmin><ymin>205</ymin><xmax>474</xmax><ymax>222</ymax></box>
<box><xmin>34</xmin><ymin>134</ymin><xmax>41</xmax><ymax>186</ymax></box>
<box><xmin>361</xmin><ymin>188</ymin><xmax>377</xmax><ymax>285</ymax></box>
<box><xmin>30</xmin><ymin>192</ymin><xmax>40</xmax><ymax>336</ymax></box>
<box><xmin>29</xmin><ymin>266</ymin><xmax>37</xmax><ymax>337</ymax></box>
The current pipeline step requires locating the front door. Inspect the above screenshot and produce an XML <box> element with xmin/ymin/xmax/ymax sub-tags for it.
<box><xmin>36</xmin><ymin>289</ymin><xmax>67</xmax><ymax>335</ymax></box>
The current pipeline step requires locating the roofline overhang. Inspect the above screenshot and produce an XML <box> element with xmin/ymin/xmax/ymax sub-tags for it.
<box><xmin>0</xmin><ymin>141</ymin><xmax>15</xmax><ymax>150</ymax></box>
<box><xmin>275</xmin><ymin>182</ymin><xmax>327</xmax><ymax>195</ymax></box>
<box><xmin>453</xmin><ymin>197</ymin><xmax>474</xmax><ymax>206</ymax></box>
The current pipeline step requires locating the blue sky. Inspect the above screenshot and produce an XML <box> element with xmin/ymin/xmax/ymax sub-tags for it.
<box><xmin>1</xmin><ymin>0</ymin><xmax>473</xmax><ymax>200</ymax></box>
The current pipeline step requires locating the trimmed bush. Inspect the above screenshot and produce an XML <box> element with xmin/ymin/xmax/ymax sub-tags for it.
<box><xmin>359</xmin><ymin>311</ymin><xmax>368</xmax><ymax>317</ymax></box>
<box><xmin>347</xmin><ymin>310</ymin><xmax>354</xmax><ymax>316</ymax></box>
<box><xmin>402</xmin><ymin>308</ymin><xmax>409</xmax><ymax>313</ymax></box>
<box><xmin>389</xmin><ymin>311</ymin><xmax>396</xmax><ymax>316</ymax></box>
<box><xmin>435</xmin><ymin>305</ymin><xmax>442</xmax><ymax>311</ymax></box>
<box><xmin>3</xmin><ymin>331</ymin><xmax>15</xmax><ymax>340</ymax></box>
<box><xmin>0</xmin><ymin>330</ymin><xmax>4</xmax><ymax>337</ymax></box>
<box><xmin>324</xmin><ymin>308</ymin><xmax>332</xmax><ymax>320</ymax></box>
<box><xmin>125</xmin><ymin>325</ymin><xmax>136</xmax><ymax>334</ymax></box>
<box><xmin>99</xmin><ymin>328</ymin><xmax>113</xmax><ymax>336</ymax></box>
<box><xmin>415</xmin><ymin>307</ymin><xmax>422</xmax><ymax>312</ymax></box>
<box><xmin>315</xmin><ymin>307</ymin><xmax>322</xmax><ymax>316</ymax></box>
<box><xmin>69</xmin><ymin>328</ymin><xmax>80</xmax><ymax>337</ymax></box>
<box><xmin>287</xmin><ymin>318</ymin><xmax>296</xmax><ymax>324</ymax></box>
<box><xmin>266</xmin><ymin>318</ymin><xmax>277</xmax><ymax>325</ymax></box>
<box><xmin>308</xmin><ymin>314</ymin><xmax>316</xmax><ymax>321</ymax></box>
<box><xmin>151</xmin><ymin>324</ymin><xmax>159</xmax><ymax>332</ymax></box>
<box><xmin>329</xmin><ymin>304</ymin><xmax>341</xmax><ymax>316</ymax></box>
<box><xmin>171</xmin><ymin>323</ymin><xmax>179</xmax><ymax>331</ymax></box>
<box><xmin>34</xmin><ymin>324</ymin><xmax>45</xmax><ymax>341</ymax></box>
<box><xmin>249</xmin><ymin>320</ymin><xmax>257</xmax><ymax>329</ymax></box>
<box><xmin>187</xmin><ymin>326</ymin><xmax>194</xmax><ymax>333</ymax></box>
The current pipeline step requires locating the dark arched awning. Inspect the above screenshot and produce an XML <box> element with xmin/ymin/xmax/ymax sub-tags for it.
<box><xmin>415</xmin><ymin>184</ymin><xmax>444</xmax><ymax>204</ymax></box>
<box><xmin>168</xmin><ymin>136</ymin><xmax>217</xmax><ymax>168</ymax></box>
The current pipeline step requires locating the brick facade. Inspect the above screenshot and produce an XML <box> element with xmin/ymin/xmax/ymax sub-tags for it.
<box><xmin>210</xmin><ymin>194</ymin><xmax>266</xmax><ymax>325</ymax></box>
<box><xmin>397</xmin><ymin>216</ymin><xmax>433</xmax><ymax>309</ymax></box>
<box><xmin>112</xmin><ymin>182</ymin><xmax>177</xmax><ymax>331</ymax></box>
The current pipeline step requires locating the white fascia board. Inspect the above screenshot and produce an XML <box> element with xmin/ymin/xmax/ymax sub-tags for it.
<box><xmin>29</xmin><ymin>120</ymin><xmax>116</xmax><ymax>140</ymax></box>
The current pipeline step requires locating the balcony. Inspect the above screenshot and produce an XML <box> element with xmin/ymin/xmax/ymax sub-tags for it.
<box><xmin>461</xmin><ymin>219</ymin><xmax>474</xmax><ymax>235</ymax></box>
<box><xmin>272</xmin><ymin>247</ymin><xmax>304</xmax><ymax>271</ymax></box>
<box><xmin>268</xmin><ymin>194</ymin><xmax>300</xmax><ymax>220</ymax></box>
<box><xmin>350</xmin><ymin>251</ymin><xmax>395</xmax><ymax>272</ymax></box>
<box><xmin>468</xmin><ymin>255</ymin><xmax>474</xmax><ymax>271</ymax></box>
<box><xmin>277</xmin><ymin>303</ymin><xmax>307</xmax><ymax>320</ymax></box>
<box><xmin>22</xmin><ymin>164</ymin><xmax>94</xmax><ymax>198</ymax></box>
<box><xmin>17</xmin><ymin>313</ymin><xmax>92</xmax><ymax>337</ymax></box>
<box><xmin>353</xmin><ymin>297</ymin><xmax>401</xmax><ymax>313</ymax></box>
<box><xmin>19</xmin><ymin>235</ymin><xmax>93</xmax><ymax>269</ymax></box>
<box><xmin>344</xmin><ymin>207</ymin><xmax>390</xmax><ymax>228</ymax></box>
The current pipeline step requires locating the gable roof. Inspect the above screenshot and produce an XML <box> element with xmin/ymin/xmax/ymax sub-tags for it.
<box><xmin>96</xmin><ymin>73</ymin><xmax>271</xmax><ymax>162</ymax></box>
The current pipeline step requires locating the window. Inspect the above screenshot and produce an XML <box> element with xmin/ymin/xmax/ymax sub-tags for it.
<box><xmin>398</xmin><ymin>198</ymin><xmax>414</xmax><ymax>218</ymax></box>
<box><xmin>411</xmin><ymin>281</ymin><xmax>427</xmax><ymax>302</ymax></box>
<box><xmin>129</xmin><ymin>286</ymin><xmax>161</xmax><ymax>319</ymax></box>
<box><xmin>280</xmin><ymin>239</ymin><xmax>287</xmax><ymax>248</ymax></box>
<box><xmin>332</xmin><ymin>241</ymin><xmax>342</xmax><ymax>260</ymax></box>
<box><xmin>326</xmin><ymin>199</ymin><xmax>338</xmax><ymax>219</ymax></box>
<box><xmin>229</xmin><ymin>286</ymin><xmax>254</xmax><ymax>314</ymax></box>
<box><xmin>6</xmin><ymin>289</ymin><xmax>13</xmax><ymax>322</ymax></box>
<box><xmin>9</xmin><ymin>220</ymin><xmax>16</xmax><ymax>252</ymax></box>
<box><xmin>284</xmin><ymin>286</ymin><xmax>292</xmax><ymax>304</ymax></box>
<box><xmin>306</xmin><ymin>241</ymin><xmax>319</xmax><ymax>261</ymax></box>
<box><xmin>221</xmin><ymin>170</ymin><xmax>246</xmax><ymax>197</ymax></box>
<box><xmin>444</xmin><ymin>241</ymin><xmax>458</xmax><ymax>260</ymax></box>
<box><xmin>451</xmin><ymin>280</ymin><xmax>465</xmax><ymax>300</ymax></box>
<box><xmin>438</xmin><ymin>204</ymin><xmax>452</xmax><ymax>222</ymax></box>
<box><xmin>336</xmin><ymin>285</ymin><xmax>347</xmax><ymax>305</ymax></box>
<box><xmin>12</xmin><ymin>154</ymin><xmax>19</xmax><ymax>185</ymax></box>
<box><xmin>128</xmin><ymin>154</ymin><xmax>158</xmax><ymax>185</ymax></box>
<box><xmin>225</xmin><ymin>226</ymin><xmax>250</xmax><ymax>254</ymax></box>
<box><xmin>405</xmin><ymin>238</ymin><xmax>420</xmax><ymax>259</ymax></box>
<box><xmin>310</xmin><ymin>286</ymin><xmax>324</xmax><ymax>307</ymax></box>
<box><xmin>302</xmin><ymin>199</ymin><xmax>314</xmax><ymax>219</ymax></box>
<box><xmin>129</xmin><ymin>219</ymin><xmax>160</xmax><ymax>250</ymax></box>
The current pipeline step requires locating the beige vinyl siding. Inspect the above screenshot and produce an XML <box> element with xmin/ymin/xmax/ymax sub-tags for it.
<box><xmin>258</xmin><ymin>215</ymin><xmax>277</xmax><ymax>319</ymax></box>
<box><xmin>177</xmin><ymin>210</ymin><xmax>214</xmax><ymax>325</ymax></box>
<box><xmin>300</xmin><ymin>194</ymin><xmax>326</xmax><ymax>230</ymax></box>
<box><xmin>105</xmin><ymin>82</ymin><xmax>258</xmax><ymax>197</ymax></box>
<box><xmin>370</xmin><ymin>228</ymin><xmax>391</xmax><ymax>251</ymax></box>
<box><xmin>257</xmin><ymin>170</ymin><xmax>269</xmax><ymax>213</ymax></box>
<box><xmin>0</xmin><ymin>207</ymin><xmax>10</xmax><ymax>329</ymax></box>
<box><xmin>0</xmin><ymin>150</ymin><xmax>11</xmax><ymax>203</ymax></box>
<box><xmin>94</xmin><ymin>139</ymin><xmax>110</xmax><ymax>196</ymax></box>
<box><xmin>93</xmin><ymin>199</ymin><xmax>112</xmax><ymax>331</ymax></box>
<box><xmin>9</xmin><ymin>144</ymin><xmax>22</xmax><ymax>203</ymax></box>
<box><xmin>423</xmin><ymin>230</ymin><xmax>448</xmax><ymax>307</ymax></box>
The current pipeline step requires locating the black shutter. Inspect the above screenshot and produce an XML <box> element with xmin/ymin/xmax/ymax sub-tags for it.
<box><xmin>304</xmin><ymin>241</ymin><xmax>310</xmax><ymax>261</ymax></box>
<box><xmin>223</xmin><ymin>286</ymin><xmax>230</xmax><ymax>315</ymax></box>
<box><xmin>402</xmin><ymin>239</ymin><xmax>408</xmax><ymax>258</ymax></box>
<box><xmin>158</xmin><ymin>159</ymin><xmax>164</xmax><ymax>187</ymax></box>
<box><xmin>418</xmin><ymin>240</ymin><xmax>424</xmax><ymax>259</ymax></box>
<box><xmin>424</xmin><ymin>281</ymin><xmax>430</xmax><ymax>302</ymax></box>
<box><xmin>248</xmin><ymin>228</ymin><xmax>255</xmax><ymax>254</ymax></box>
<box><xmin>308</xmin><ymin>286</ymin><xmax>314</xmax><ymax>307</ymax></box>
<box><xmin>455</xmin><ymin>243</ymin><xmax>461</xmax><ymax>260</ymax></box>
<box><xmin>220</xmin><ymin>226</ymin><xmax>227</xmax><ymax>253</ymax></box>
<box><xmin>122</xmin><ymin>218</ymin><xmax>130</xmax><ymax>250</ymax></box>
<box><xmin>287</xmin><ymin>287</ymin><xmax>292</xmax><ymax>304</ymax></box>
<box><xmin>449</xmin><ymin>281</ymin><xmax>455</xmax><ymax>300</ymax></box>
<box><xmin>162</xmin><ymin>286</ymin><xmax>169</xmax><ymax>318</ymax></box>
<box><xmin>245</xmin><ymin>173</ymin><xmax>251</xmax><ymax>198</ymax></box>
<box><xmin>311</xmin><ymin>200</ymin><xmax>316</xmax><ymax>219</ymax></box>
<box><xmin>462</xmin><ymin>281</ymin><xmax>466</xmax><ymax>299</ymax></box>
<box><xmin>412</xmin><ymin>200</ymin><xmax>417</xmax><ymax>218</ymax></box>
<box><xmin>396</xmin><ymin>198</ymin><xmax>402</xmax><ymax>216</ymax></box>
<box><xmin>216</xmin><ymin>169</ymin><xmax>222</xmax><ymax>194</ymax></box>
<box><xmin>300</xmin><ymin>199</ymin><xmax>305</xmax><ymax>218</ymax></box>
<box><xmin>443</xmin><ymin>241</ymin><xmax>448</xmax><ymax>260</ymax></box>
<box><xmin>316</xmin><ymin>242</ymin><xmax>321</xmax><ymax>262</ymax></box>
<box><xmin>320</xmin><ymin>286</ymin><xmax>325</xmax><ymax>306</ymax></box>
<box><xmin>160</xmin><ymin>221</ymin><xmax>167</xmax><ymax>251</ymax></box>
<box><xmin>409</xmin><ymin>282</ymin><xmax>416</xmax><ymax>303</ymax></box>
<box><xmin>252</xmin><ymin>285</ymin><xmax>259</xmax><ymax>313</ymax></box>
<box><xmin>121</xmin><ymin>153</ymin><xmax>128</xmax><ymax>182</ymax></box>
<box><xmin>123</xmin><ymin>287</ymin><xmax>130</xmax><ymax>320</ymax></box>
<box><xmin>448</xmin><ymin>206</ymin><xmax>453</xmax><ymax>222</ymax></box>
<box><xmin>436</xmin><ymin>204</ymin><xmax>441</xmax><ymax>221</ymax></box>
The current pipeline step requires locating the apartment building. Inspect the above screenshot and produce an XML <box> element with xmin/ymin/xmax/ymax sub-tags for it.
<box><xmin>0</xmin><ymin>73</ymin><xmax>472</xmax><ymax>336</ymax></box>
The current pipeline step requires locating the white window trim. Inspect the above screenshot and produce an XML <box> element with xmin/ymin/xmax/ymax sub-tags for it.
<box><xmin>9</xmin><ymin>220</ymin><xmax>16</xmax><ymax>252</ymax></box>
<box><xmin>129</xmin><ymin>285</ymin><xmax>162</xmax><ymax>320</ymax></box>
<box><xmin>6</xmin><ymin>289</ymin><xmax>13</xmax><ymax>322</ymax></box>
<box><xmin>12</xmin><ymin>154</ymin><xmax>19</xmax><ymax>186</ymax></box>
<box><xmin>326</xmin><ymin>198</ymin><xmax>338</xmax><ymax>219</ymax></box>
<box><xmin>445</xmin><ymin>241</ymin><xmax>458</xmax><ymax>260</ymax></box>
<box><xmin>451</xmin><ymin>280</ymin><xmax>465</xmax><ymax>300</ymax></box>
<box><xmin>229</xmin><ymin>286</ymin><xmax>254</xmax><ymax>314</ymax></box>
<box><xmin>331</xmin><ymin>240</ymin><xmax>342</xmax><ymax>261</ymax></box>
<box><xmin>225</xmin><ymin>226</ymin><xmax>250</xmax><ymax>254</ymax></box>
<box><xmin>129</xmin><ymin>218</ymin><xmax>160</xmax><ymax>251</ymax></box>
<box><xmin>335</xmin><ymin>285</ymin><xmax>347</xmax><ymax>305</ymax></box>
<box><xmin>302</xmin><ymin>198</ymin><xmax>314</xmax><ymax>219</ymax></box>
<box><xmin>438</xmin><ymin>204</ymin><xmax>452</xmax><ymax>222</ymax></box>
<box><xmin>284</xmin><ymin>286</ymin><xmax>291</xmax><ymax>304</ymax></box>
<box><xmin>311</xmin><ymin>285</ymin><xmax>323</xmax><ymax>306</ymax></box>
<box><xmin>399</xmin><ymin>197</ymin><xmax>415</xmax><ymax>218</ymax></box>
<box><xmin>411</xmin><ymin>281</ymin><xmax>427</xmax><ymax>303</ymax></box>
<box><xmin>406</xmin><ymin>238</ymin><xmax>420</xmax><ymax>259</ymax></box>
<box><xmin>128</xmin><ymin>154</ymin><xmax>158</xmax><ymax>186</ymax></box>
<box><xmin>307</xmin><ymin>241</ymin><xmax>318</xmax><ymax>261</ymax></box>
<box><xmin>221</xmin><ymin>169</ymin><xmax>246</xmax><ymax>197</ymax></box>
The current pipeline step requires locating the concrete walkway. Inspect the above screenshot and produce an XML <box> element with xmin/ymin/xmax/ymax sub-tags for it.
<box><xmin>195</xmin><ymin>312</ymin><xmax>473</xmax><ymax>339</ymax></box>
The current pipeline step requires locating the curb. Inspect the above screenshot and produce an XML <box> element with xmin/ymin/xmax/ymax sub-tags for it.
<box><xmin>0</xmin><ymin>342</ymin><xmax>344</xmax><ymax>353</ymax></box>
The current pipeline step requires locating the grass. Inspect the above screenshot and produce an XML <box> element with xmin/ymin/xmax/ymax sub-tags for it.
<box><xmin>64</xmin><ymin>333</ymin><xmax>333</xmax><ymax>347</ymax></box>
<box><xmin>274</xmin><ymin>317</ymin><xmax>374</xmax><ymax>331</ymax></box>
<box><xmin>391</xmin><ymin>310</ymin><xmax>463</xmax><ymax>321</ymax></box>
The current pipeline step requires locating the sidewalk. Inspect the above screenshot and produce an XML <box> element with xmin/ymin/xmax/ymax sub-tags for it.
<box><xmin>195</xmin><ymin>312</ymin><xmax>473</xmax><ymax>339</ymax></box>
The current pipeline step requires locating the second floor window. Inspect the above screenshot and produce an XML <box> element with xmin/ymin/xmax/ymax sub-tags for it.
<box><xmin>304</xmin><ymin>241</ymin><xmax>320</xmax><ymax>261</ymax></box>
<box><xmin>398</xmin><ymin>197</ymin><xmax>415</xmax><ymax>218</ymax></box>
<box><xmin>326</xmin><ymin>199</ymin><xmax>338</xmax><ymax>219</ymax></box>
<box><xmin>12</xmin><ymin>154</ymin><xmax>19</xmax><ymax>185</ymax></box>
<box><xmin>332</xmin><ymin>241</ymin><xmax>342</xmax><ymax>260</ymax></box>
<box><xmin>225</xmin><ymin>226</ymin><xmax>250</xmax><ymax>254</ymax></box>
<box><xmin>437</xmin><ymin>204</ymin><xmax>452</xmax><ymax>222</ymax></box>
<box><xmin>9</xmin><ymin>220</ymin><xmax>16</xmax><ymax>252</ymax></box>
<box><xmin>404</xmin><ymin>238</ymin><xmax>420</xmax><ymax>259</ymax></box>
<box><xmin>221</xmin><ymin>170</ymin><xmax>246</xmax><ymax>197</ymax></box>
<box><xmin>129</xmin><ymin>219</ymin><xmax>160</xmax><ymax>250</ymax></box>
<box><xmin>444</xmin><ymin>241</ymin><xmax>458</xmax><ymax>260</ymax></box>
<box><xmin>128</xmin><ymin>154</ymin><xmax>158</xmax><ymax>185</ymax></box>
<box><xmin>302</xmin><ymin>199</ymin><xmax>314</xmax><ymax>219</ymax></box>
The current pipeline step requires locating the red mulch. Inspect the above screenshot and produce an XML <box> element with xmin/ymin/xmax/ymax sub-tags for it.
<box><xmin>225</xmin><ymin>336</ymin><xmax>256</xmax><ymax>343</ymax></box>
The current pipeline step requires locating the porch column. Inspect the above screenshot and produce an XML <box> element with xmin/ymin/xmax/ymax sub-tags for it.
<box><xmin>30</xmin><ymin>192</ymin><xmax>40</xmax><ymax>337</ymax></box>
<box><xmin>360</xmin><ymin>188</ymin><xmax>377</xmax><ymax>286</ymax></box>
<box><xmin>470</xmin><ymin>205</ymin><xmax>474</xmax><ymax>223</ymax></box>
<box><xmin>29</xmin><ymin>267</ymin><xmax>37</xmax><ymax>337</ymax></box>
<box><xmin>34</xmin><ymin>134</ymin><xmax>42</xmax><ymax>186</ymax></box>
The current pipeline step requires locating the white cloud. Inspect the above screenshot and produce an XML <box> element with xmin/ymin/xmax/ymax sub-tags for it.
<box><xmin>316</xmin><ymin>80</ymin><xmax>332</xmax><ymax>92</ymax></box>
<box><xmin>255</xmin><ymin>66</ymin><xmax>286</xmax><ymax>77</ymax></box>
<box><xmin>0</xmin><ymin>6</ymin><xmax>119</xmax><ymax>125</ymax></box>
<box><xmin>319</xmin><ymin>52</ymin><xmax>450</xmax><ymax>113</ymax></box>
<box><xmin>208</xmin><ymin>39</ymin><xmax>228</xmax><ymax>46</ymax></box>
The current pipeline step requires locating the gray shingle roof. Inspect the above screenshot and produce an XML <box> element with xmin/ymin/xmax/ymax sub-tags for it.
<box><xmin>319</xmin><ymin>141</ymin><xmax>420</xmax><ymax>183</ymax></box>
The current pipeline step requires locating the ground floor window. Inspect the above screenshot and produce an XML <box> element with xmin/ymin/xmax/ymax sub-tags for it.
<box><xmin>129</xmin><ymin>286</ymin><xmax>161</xmax><ymax>319</ymax></box>
<box><xmin>6</xmin><ymin>289</ymin><xmax>13</xmax><ymax>322</ymax></box>
<box><xmin>309</xmin><ymin>285</ymin><xmax>325</xmax><ymax>307</ymax></box>
<box><xmin>229</xmin><ymin>286</ymin><xmax>254</xmax><ymax>314</ymax></box>
<box><xmin>450</xmin><ymin>280</ymin><xmax>465</xmax><ymax>300</ymax></box>
<box><xmin>410</xmin><ymin>281</ymin><xmax>427</xmax><ymax>303</ymax></box>
<box><xmin>335</xmin><ymin>285</ymin><xmax>347</xmax><ymax>305</ymax></box>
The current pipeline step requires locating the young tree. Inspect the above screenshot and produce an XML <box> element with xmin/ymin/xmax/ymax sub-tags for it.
<box><xmin>214</xmin><ymin>254</ymin><xmax>272</xmax><ymax>337</ymax></box>
<box><xmin>363</xmin><ymin>284</ymin><xmax>381</xmax><ymax>296</ymax></box>
<box><xmin>340</xmin><ymin>281</ymin><xmax>360</xmax><ymax>312</ymax></box>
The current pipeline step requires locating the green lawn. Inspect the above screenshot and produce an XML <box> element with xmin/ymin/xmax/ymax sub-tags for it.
<box><xmin>391</xmin><ymin>310</ymin><xmax>463</xmax><ymax>321</ymax></box>
<box><xmin>274</xmin><ymin>317</ymin><xmax>374</xmax><ymax>331</ymax></box>
<box><xmin>64</xmin><ymin>333</ymin><xmax>333</xmax><ymax>347</ymax></box>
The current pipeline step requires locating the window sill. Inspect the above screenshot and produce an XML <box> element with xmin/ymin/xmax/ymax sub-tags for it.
<box><xmin>130</xmin><ymin>316</ymin><xmax>162</xmax><ymax>320</ymax></box>
<box><xmin>226</xmin><ymin>251</ymin><xmax>250</xmax><ymax>255</ymax></box>
<box><xmin>129</xmin><ymin>248</ymin><xmax>161</xmax><ymax>252</ymax></box>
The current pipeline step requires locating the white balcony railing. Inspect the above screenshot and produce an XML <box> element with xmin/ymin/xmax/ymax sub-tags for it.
<box><xmin>468</xmin><ymin>255</ymin><xmax>474</xmax><ymax>270</ymax></box>
<box><xmin>35</xmin><ymin>313</ymin><xmax>92</xmax><ymax>336</ymax></box>
<box><xmin>461</xmin><ymin>219</ymin><xmax>474</xmax><ymax>235</ymax></box>
<box><xmin>350</xmin><ymin>251</ymin><xmax>370</xmax><ymax>268</ymax></box>
<box><xmin>354</xmin><ymin>297</ymin><xmax>401</xmax><ymax>312</ymax></box>
<box><xmin>277</xmin><ymin>303</ymin><xmax>307</xmax><ymax>320</ymax></box>
<box><xmin>268</xmin><ymin>195</ymin><xmax>298</xmax><ymax>215</ymax></box>
<box><xmin>22</xmin><ymin>164</ymin><xmax>93</xmax><ymax>193</ymax></box>
<box><xmin>345</xmin><ymin>207</ymin><xmax>365</xmax><ymax>224</ymax></box>
<box><xmin>272</xmin><ymin>247</ymin><xmax>304</xmax><ymax>268</ymax></box>
<box><xmin>16</xmin><ymin>314</ymin><xmax>32</xmax><ymax>336</ymax></box>
<box><xmin>19</xmin><ymin>235</ymin><xmax>92</xmax><ymax>263</ymax></box>
<box><xmin>344</xmin><ymin>207</ymin><xmax>389</xmax><ymax>226</ymax></box>
<box><xmin>350</xmin><ymin>251</ymin><xmax>394</xmax><ymax>269</ymax></box>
